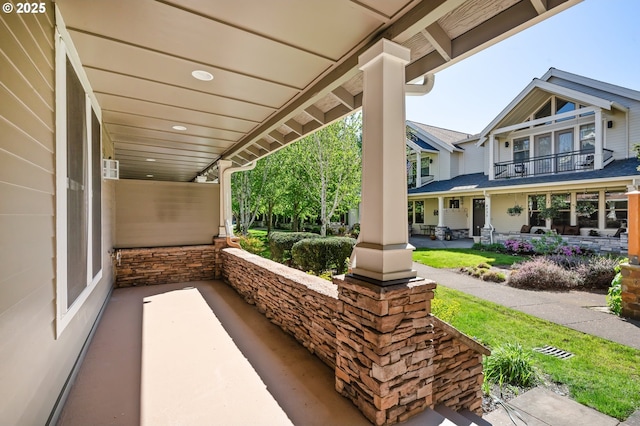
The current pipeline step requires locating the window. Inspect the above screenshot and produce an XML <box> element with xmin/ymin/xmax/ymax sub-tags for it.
<box><xmin>420</xmin><ymin>153</ymin><xmax>430</xmax><ymax>178</ymax></box>
<box><xmin>408</xmin><ymin>201</ymin><xmax>414</xmax><ymax>224</ymax></box>
<box><xmin>415</xmin><ymin>201</ymin><xmax>424</xmax><ymax>223</ymax></box>
<box><xmin>55</xmin><ymin>34</ymin><xmax>102</xmax><ymax>337</ymax></box>
<box><xmin>605</xmin><ymin>191</ymin><xmax>628</xmax><ymax>229</ymax></box>
<box><xmin>551</xmin><ymin>193</ymin><xmax>570</xmax><ymax>226</ymax></box>
<box><xmin>534</xmin><ymin>100</ymin><xmax>552</xmax><ymax>126</ymax></box>
<box><xmin>555</xmin><ymin>98</ymin><xmax>575</xmax><ymax>122</ymax></box>
<box><xmin>513</xmin><ymin>137</ymin><xmax>530</xmax><ymax>162</ymax></box>
<box><xmin>577</xmin><ymin>192</ymin><xmax>598</xmax><ymax>228</ymax></box>
<box><xmin>528</xmin><ymin>195</ymin><xmax>546</xmax><ymax>227</ymax></box>
<box><xmin>555</xmin><ymin>130</ymin><xmax>574</xmax><ymax>172</ymax></box>
<box><xmin>449</xmin><ymin>199</ymin><xmax>459</xmax><ymax>209</ymax></box>
<box><xmin>580</xmin><ymin>124</ymin><xmax>596</xmax><ymax>152</ymax></box>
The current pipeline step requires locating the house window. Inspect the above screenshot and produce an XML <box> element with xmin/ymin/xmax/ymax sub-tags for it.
<box><xmin>415</xmin><ymin>201</ymin><xmax>424</xmax><ymax>223</ymax></box>
<box><xmin>555</xmin><ymin>98</ymin><xmax>575</xmax><ymax>122</ymax></box>
<box><xmin>449</xmin><ymin>199</ymin><xmax>459</xmax><ymax>209</ymax></box>
<box><xmin>555</xmin><ymin>130</ymin><xmax>574</xmax><ymax>172</ymax></box>
<box><xmin>408</xmin><ymin>201</ymin><xmax>414</xmax><ymax>224</ymax></box>
<box><xmin>552</xmin><ymin>193</ymin><xmax>570</xmax><ymax>226</ymax></box>
<box><xmin>420</xmin><ymin>153</ymin><xmax>430</xmax><ymax>178</ymax></box>
<box><xmin>534</xmin><ymin>100</ymin><xmax>552</xmax><ymax>126</ymax></box>
<box><xmin>577</xmin><ymin>192</ymin><xmax>598</xmax><ymax>228</ymax></box>
<box><xmin>513</xmin><ymin>137</ymin><xmax>529</xmax><ymax>162</ymax></box>
<box><xmin>528</xmin><ymin>195</ymin><xmax>546</xmax><ymax>227</ymax></box>
<box><xmin>55</xmin><ymin>35</ymin><xmax>102</xmax><ymax>337</ymax></box>
<box><xmin>580</xmin><ymin>124</ymin><xmax>596</xmax><ymax>152</ymax></box>
<box><xmin>605</xmin><ymin>191</ymin><xmax>628</xmax><ymax>229</ymax></box>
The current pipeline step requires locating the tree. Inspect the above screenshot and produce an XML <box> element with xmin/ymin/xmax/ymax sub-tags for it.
<box><xmin>299</xmin><ymin>114</ymin><xmax>362</xmax><ymax>236</ymax></box>
<box><xmin>231</xmin><ymin>156</ymin><xmax>275</xmax><ymax>235</ymax></box>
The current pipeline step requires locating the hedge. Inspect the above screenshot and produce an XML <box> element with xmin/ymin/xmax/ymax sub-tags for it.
<box><xmin>291</xmin><ymin>237</ymin><xmax>356</xmax><ymax>275</ymax></box>
<box><xmin>268</xmin><ymin>231</ymin><xmax>321</xmax><ymax>262</ymax></box>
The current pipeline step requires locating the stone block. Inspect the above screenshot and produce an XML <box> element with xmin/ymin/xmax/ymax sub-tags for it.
<box><xmin>371</xmin><ymin>359</ymin><xmax>408</xmax><ymax>382</ymax></box>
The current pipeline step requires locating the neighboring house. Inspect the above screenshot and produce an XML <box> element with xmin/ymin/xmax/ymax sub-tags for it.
<box><xmin>408</xmin><ymin>68</ymin><xmax>640</xmax><ymax>250</ymax></box>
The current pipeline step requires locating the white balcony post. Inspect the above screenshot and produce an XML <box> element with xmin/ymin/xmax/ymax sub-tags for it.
<box><xmin>416</xmin><ymin>152</ymin><xmax>422</xmax><ymax>188</ymax></box>
<box><xmin>488</xmin><ymin>134</ymin><xmax>495</xmax><ymax>180</ymax></box>
<box><xmin>350</xmin><ymin>39</ymin><xmax>417</xmax><ymax>283</ymax></box>
<box><xmin>595</xmin><ymin>110</ymin><xmax>603</xmax><ymax>169</ymax></box>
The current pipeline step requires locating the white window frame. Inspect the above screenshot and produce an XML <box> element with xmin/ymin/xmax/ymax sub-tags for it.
<box><xmin>55</xmin><ymin>8</ymin><xmax>103</xmax><ymax>338</ymax></box>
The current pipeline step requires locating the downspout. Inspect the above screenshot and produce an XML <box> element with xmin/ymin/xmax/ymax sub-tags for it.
<box><xmin>405</xmin><ymin>73</ymin><xmax>435</xmax><ymax>96</ymax></box>
<box><xmin>219</xmin><ymin>160</ymin><xmax>257</xmax><ymax>238</ymax></box>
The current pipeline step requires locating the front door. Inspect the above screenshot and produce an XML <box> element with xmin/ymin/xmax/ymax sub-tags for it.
<box><xmin>473</xmin><ymin>199</ymin><xmax>485</xmax><ymax>236</ymax></box>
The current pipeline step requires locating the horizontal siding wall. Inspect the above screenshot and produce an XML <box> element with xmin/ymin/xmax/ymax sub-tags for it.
<box><xmin>0</xmin><ymin>7</ymin><xmax>115</xmax><ymax>425</ymax></box>
<box><xmin>115</xmin><ymin>180</ymin><xmax>220</xmax><ymax>248</ymax></box>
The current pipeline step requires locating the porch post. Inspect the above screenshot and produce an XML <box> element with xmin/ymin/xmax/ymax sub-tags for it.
<box><xmin>350</xmin><ymin>39</ymin><xmax>416</xmax><ymax>283</ymax></box>
<box><xmin>484</xmin><ymin>193</ymin><xmax>492</xmax><ymax>229</ymax></box>
<box><xmin>217</xmin><ymin>160</ymin><xmax>233</xmax><ymax>237</ymax></box>
<box><xmin>594</xmin><ymin>111</ymin><xmax>603</xmax><ymax>169</ymax></box>
<box><xmin>437</xmin><ymin>196</ymin><xmax>444</xmax><ymax>227</ymax></box>
<box><xmin>416</xmin><ymin>153</ymin><xmax>422</xmax><ymax>188</ymax></box>
<box><xmin>488</xmin><ymin>134</ymin><xmax>495</xmax><ymax>180</ymax></box>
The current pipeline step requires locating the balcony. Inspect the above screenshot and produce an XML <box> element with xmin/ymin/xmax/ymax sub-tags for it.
<box><xmin>494</xmin><ymin>149</ymin><xmax>613</xmax><ymax>180</ymax></box>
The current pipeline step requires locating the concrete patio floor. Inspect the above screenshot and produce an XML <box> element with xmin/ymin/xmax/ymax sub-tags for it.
<box><xmin>56</xmin><ymin>280</ymin><xmax>370</xmax><ymax>426</ymax></box>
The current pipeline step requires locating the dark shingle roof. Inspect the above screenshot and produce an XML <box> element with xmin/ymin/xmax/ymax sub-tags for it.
<box><xmin>408</xmin><ymin>158</ymin><xmax>640</xmax><ymax>195</ymax></box>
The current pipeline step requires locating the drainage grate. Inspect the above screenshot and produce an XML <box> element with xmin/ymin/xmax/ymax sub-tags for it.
<box><xmin>533</xmin><ymin>345</ymin><xmax>574</xmax><ymax>359</ymax></box>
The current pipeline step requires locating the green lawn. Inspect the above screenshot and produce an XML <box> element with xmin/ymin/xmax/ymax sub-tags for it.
<box><xmin>413</xmin><ymin>248</ymin><xmax>525</xmax><ymax>268</ymax></box>
<box><xmin>436</xmin><ymin>286</ymin><xmax>640</xmax><ymax>420</ymax></box>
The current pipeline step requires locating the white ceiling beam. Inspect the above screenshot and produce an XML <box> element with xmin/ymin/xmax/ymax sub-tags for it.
<box><xmin>305</xmin><ymin>105</ymin><xmax>326</xmax><ymax>125</ymax></box>
<box><xmin>331</xmin><ymin>86</ymin><xmax>356</xmax><ymax>110</ymax></box>
<box><xmin>285</xmin><ymin>119</ymin><xmax>304</xmax><ymax>135</ymax></box>
<box><xmin>529</xmin><ymin>0</ymin><xmax>548</xmax><ymax>15</ymax></box>
<box><xmin>421</xmin><ymin>23</ymin><xmax>451</xmax><ymax>62</ymax></box>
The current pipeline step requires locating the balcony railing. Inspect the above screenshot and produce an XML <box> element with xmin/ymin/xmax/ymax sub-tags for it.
<box><xmin>494</xmin><ymin>149</ymin><xmax>613</xmax><ymax>180</ymax></box>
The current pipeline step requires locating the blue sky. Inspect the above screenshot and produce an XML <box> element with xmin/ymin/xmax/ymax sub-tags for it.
<box><xmin>405</xmin><ymin>0</ymin><xmax>640</xmax><ymax>135</ymax></box>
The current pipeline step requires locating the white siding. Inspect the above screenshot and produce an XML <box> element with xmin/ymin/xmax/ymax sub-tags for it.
<box><xmin>0</xmin><ymin>9</ymin><xmax>114</xmax><ymax>424</ymax></box>
<box><xmin>456</xmin><ymin>140</ymin><xmax>484</xmax><ymax>175</ymax></box>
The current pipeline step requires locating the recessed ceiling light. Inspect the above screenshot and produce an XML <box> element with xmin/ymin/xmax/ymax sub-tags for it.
<box><xmin>172</xmin><ymin>125</ymin><xmax>187</xmax><ymax>131</ymax></box>
<box><xmin>191</xmin><ymin>70</ymin><xmax>214</xmax><ymax>81</ymax></box>
<box><xmin>146</xmin><ymin>175</ymin><xmax>154</xmax><ymax>178</ymax></box>
<box><xmin>146</xmin><ymin>158</ymin><xmax>156</xmax><ymax>162</ymax></box>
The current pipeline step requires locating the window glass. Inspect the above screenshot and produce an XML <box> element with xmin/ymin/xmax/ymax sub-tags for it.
<box><xmin>580</xmin><ymin>124</ymin><xmax>596</xmax><ymax>151</ymax></box>
<box><xmin>408</xmin><ymin>201</ymin><xmax>414</xmax><ymax>224</ymax></box>
<box><xmin>420</xmin><ymin>153</ymin><xmax>430</xmax><ymax>178</ymax></box>
<box><xmin>605</xmin><ymin>191</ymin><xmax>628</xmax><ymax>229</ymax></box>
<box><xmin>534</xmin><ymin>100</ymin><xmax>552</xmax><ymax>126</ymax></box>
<box><xmin>555</xmin><ymin>98</ymin><xmax>575</xmax><ymax>121</ymax></box>
<box><xmin>66</xmin><ymin>58</ymin><xmax>88</xmax><ymax>309</ymax></box>
<box><xmin>513</xmin><ymin>137</ymin><xmax>530</xmax><ymax>162</ymax></box>
<box><xmin>528</xmin><ymin>195</ymin><xmax>546</xmax><ymax>227</ymax></box>
<box><xmin>577</xmin><ymin>192</ymin><xmax>598</xmax><ymax>228</ymax></box>
<box><xmin>552</xmin><ymin>193</ymin><xmax>570</xmax><ymax>226</ymax></box>
<box><xmin>415</xmin><ymin>201</ymin><xmax>424</xmax><ymax>223</ymax></box>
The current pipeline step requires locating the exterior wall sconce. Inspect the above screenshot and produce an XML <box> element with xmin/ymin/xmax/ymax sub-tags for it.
<box><xmin>433</xmin><ymin>209</ymin><xmax>439</xmax><ymax>216</ymax></box>
<box><xmin>429</xmin><ymin>158</ymin><xmax>433</xmax><ymax>163</ymax></box>
<box><xmin>607</xmin><ymin>120</ymin><xmax>613</xmax><ymax>128</ymax></box>
<box><xmin>505</xmin><ymin>141</ymin><xmax>509</xmax><ymax>148</ymax></box>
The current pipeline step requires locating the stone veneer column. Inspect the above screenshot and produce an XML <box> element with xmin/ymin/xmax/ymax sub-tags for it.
<box><xmin>621</xmin><ymin>190</ymin><xmax>640</xmax><ymax>319</ymax></box>
<box><xmin>334</xmin><ymin>275</ymin><xmax>436</xmax><ymax>426</ymax></box>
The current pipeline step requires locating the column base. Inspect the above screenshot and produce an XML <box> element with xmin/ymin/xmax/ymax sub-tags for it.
<box><xmin>351</xmin><ymin>242</ymin><xmax>417</xmax><ymax>283</ymax></box>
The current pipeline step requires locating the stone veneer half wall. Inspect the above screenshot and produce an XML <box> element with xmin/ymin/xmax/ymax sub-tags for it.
<box><xmin>221</xmin><ymin>248</ymin><xmax>488</xmax><ymax>425</ymax></box>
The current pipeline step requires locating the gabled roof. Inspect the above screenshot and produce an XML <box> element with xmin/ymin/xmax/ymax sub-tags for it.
<box><xmin>476</xmin><ymin>68</ymin><xmax>631</xmax><ymax>146</ymax></box>
<box><xmin>407</xmin><ymin>121</ymin><xmax>471</xmax><ymax>153</ymax></box>
<box><xmin>408</xmin><ymin>158</ymin><xmax>640</xmax><ymax>196</ymax></box>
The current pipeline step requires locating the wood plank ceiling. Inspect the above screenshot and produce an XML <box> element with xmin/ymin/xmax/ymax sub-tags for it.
<box><xmin>55</xmin><ymin>0</ymin><xmax>581</xmax><ymax>181</ymax></box>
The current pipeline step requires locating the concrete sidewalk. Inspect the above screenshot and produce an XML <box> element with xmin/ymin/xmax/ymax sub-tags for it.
<box><xmin>412</xmin><ymin>262</ymin><xmax>640</xmax><ymax>350</ymax></box>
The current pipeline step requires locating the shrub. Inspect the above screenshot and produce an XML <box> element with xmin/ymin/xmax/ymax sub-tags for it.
<box><xmin>531</xmin><ymin>231</ymin><xmax>564</xmax><ymax>255</ymax></box>
<box><xmin>291</xmin><ymin>237</ymin><xmax>356</xmax><ymax>275</ymax></box>
<box><xmin>474</xmin><ymin>242</ymin><xmax>507</xmax><ymax>253</ymax></box>
<box><xmin>607</xmin><ymin>258</ymin><xmax>627</xmax><ymax>315</ymax></box>
<box><xmin>575</xmin><ymin>256</ymin><xmax>620</xmax><ymax>289</ymax></box>
<box><xmin>509</xmin><ymin>257</ymin><xmax>579</xmax><ymax>290</ymax></box>
<box><xmin>484</xmin><ymin>343</ymin><xmax>538</xmax><ymax>388</ymax></box>
<box><xmin>482</xmin><ymin>270</ymin><xmax>507</xmax><ymax>283</ymax></box>
<box><xmin>503</xmin><ymin>239</ymin><xmax>535</xmax><ymax>255</ymax></box>
<box><xmin>237</xmin><ymin>236</ymin><xmax>265</xmax><ymax>255</ymax></box>
<box><xmin>268</xmin><ymin>232</ymin><xmax>321</xmax><ymax>263</ymax></box>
